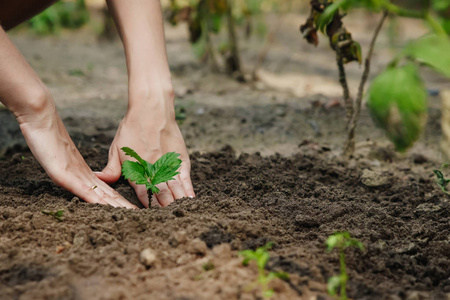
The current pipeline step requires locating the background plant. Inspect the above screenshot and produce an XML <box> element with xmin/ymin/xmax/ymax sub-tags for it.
<box><xmin>27</xmin><ymin>0</ymin><xmax>90</xmax><ymax>35</ymax></box>
<box><xmin>41</xmin><ymin>209</ymin><xmax>64</xmax><ymax>222</ymax></box>
<box><xmin>326</xmin><ymin>232</ymin><xmax>364</xmax><ymax>300</ymax></box>
<box><xmin>165</xmin><ymin>0</ymin><xmax>287</xmax><ymax>79</ymax></box>
<box><xmin>239</xmin><ymin>242</ymin><xmax>289</xmax><ymax>298</ymax></box>
<box><xmin>433</xmin><ymin>163</ymin><xmax>450</xmax><ymax>195</ymax></box>
<box><xmin>301</xmin><ymin>0</ymin><xmax>450</xmax><ymax>156</ymax></box>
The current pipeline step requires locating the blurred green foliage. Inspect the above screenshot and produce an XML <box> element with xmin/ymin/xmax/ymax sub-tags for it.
<box><xmin>28</xmin><ymin>0</ymin><xmax>89</xmax><ymax>35</ymax></box>
<box><xmin>367</xmin><ymin>64</ymin><xmax>428</xmax><ymax>152</ymax></box>
<box><xmin>312</xmin><ymin>0</ymin><xmax>450</xmax><ymax>152</ymax></box>
<box><xmin>166</xmin><ymin>0</ymin><xmax>281</xmax><ymax>55</ymax></box>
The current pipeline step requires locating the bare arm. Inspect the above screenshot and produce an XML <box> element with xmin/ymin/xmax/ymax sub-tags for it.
<box><xmin>0</xmin><ymin>27</ymin><xmax>136</xmax><ymax>209</ymax></box>
<box><xmin>96</xmin><ymin>0</ymin><xmax>195</xmax><ymax>207</ymax></box>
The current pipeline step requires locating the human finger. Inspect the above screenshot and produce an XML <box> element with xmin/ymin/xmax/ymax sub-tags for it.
<box><xmin>130</xmin><ymin>181</ymin><xmax>150</xmax><ymax>208</ymax></box>
<box><xmin>154</xmin><ymin>183</ymin><xmax>175</xmax><ymax>207</ymax></box>
<box><xmin>150</xmin><ymin>194</ymin><xmax>162</xmax><ymax>207</ymax></box>
<box><xmin>167</xmin><ymin>176</ymin><xmax>186</xmax><ymax>199</ymax></box>
<box><xmin>95</xmin><ymin>180</ymin><xmax>138</xmax><ymax>209</ymax></box>
<box><xmin>179</xmin><ymin>160</ymin><xmax>195</xmax><ymax>198</ymax></box>
<box><xmin>95</xmin><ymin>146</ymin><xmax>122</xmax><ymax>184</ymax></box>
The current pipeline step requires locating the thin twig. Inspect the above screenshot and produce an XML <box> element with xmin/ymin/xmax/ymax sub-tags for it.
<box><xmin>336</xmin><ymin>47</ymin><xmax>353</xmax><ymax>127</ymax></box>
<box><xmin>225</xmin><ymin>0</ymin><xmax>244</xmax><ymax>79</ymax></box>
<box><xmin>344</xmin><ymin>10</ymin><xmax>388</xmax><ymax>156</ymax></box>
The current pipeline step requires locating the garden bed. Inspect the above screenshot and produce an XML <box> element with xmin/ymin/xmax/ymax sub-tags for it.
<box><xmin>0</xmin><ymin>144</ymin><xmax>448</xmax><ymax>300</ymax></box>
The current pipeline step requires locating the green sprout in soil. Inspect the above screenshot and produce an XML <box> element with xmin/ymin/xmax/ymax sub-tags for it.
<box><xmin>326</xmin><ymin>232</ymin><xmax>364</xmax><ymax>300</ymax></box>
<box><xmin>433</xmin><ymin>164</ymin><xmax>450</xmax><ymax>195</ymax></box>
<box><xmin>41</xmin><ymin>209</ymin><xmax>64</xmax><ymax>222</ymax></box>
<box><xmin>120</xmin><ymin>147</ymin><xmax>182</xmax><ymax>199</ymax></box>
<box><xmin>240</xmin><ymin>242</ymin><xmax>289</xmax><ymax>299</ymax></box>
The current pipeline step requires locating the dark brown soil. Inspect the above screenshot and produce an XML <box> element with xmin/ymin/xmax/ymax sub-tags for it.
<box><xmin>0</xmin><ymin>144</ymin><xmax>449</xmax><ymax>300</ymax></box>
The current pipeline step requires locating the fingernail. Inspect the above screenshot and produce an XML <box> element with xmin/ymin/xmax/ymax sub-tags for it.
<box><xmin>188</xmin><ymin>195</ymin><xmax>195</xmax><ymax>198</ymax></box>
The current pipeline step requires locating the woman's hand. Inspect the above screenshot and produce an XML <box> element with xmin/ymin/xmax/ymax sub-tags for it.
<box><xmin>0</xmin><ymin>27</ymin><xmax>136</xmax><ymax>209</ymax></box>
<box><xmin>95</xmin><ymin>90</ymin><xmax>195</xmax><ymax>208</ymax></box>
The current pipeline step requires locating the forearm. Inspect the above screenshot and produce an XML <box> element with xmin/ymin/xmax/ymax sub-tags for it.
<box><xmin>0</xmin><ymin>27</ymin><xmax>54</xmax><ymax>123</ymax></box>
<box><xmin>106</xmin><ymin>0</ymin><xmax>174</xmax><ymax>112</ymax></box>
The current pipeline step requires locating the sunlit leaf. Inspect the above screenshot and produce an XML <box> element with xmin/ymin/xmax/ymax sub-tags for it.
<box><xmin>403</xmin><ymin>34</ymin><xmax>450</xmax><ymax>78</ymax></box>
<box><xmin>367</xmin><ymin>64</ymin><xmax>428</xmax><ymax>152</ymax></box>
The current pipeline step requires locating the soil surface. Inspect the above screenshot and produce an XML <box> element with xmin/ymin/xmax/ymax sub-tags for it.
<box><xmin>1</xmin><ymin>11</ymin><xmax>450</xmax><ymax>300</ymax></box>
<box><xmin>0</xmin><ymin>146</ymin><xmax>449</xmax><ymax>300</ymax></box>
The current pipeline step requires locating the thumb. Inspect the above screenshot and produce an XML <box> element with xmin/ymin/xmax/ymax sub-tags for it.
<box><xmin>95</xmin><ymin>148</ymin><xmax>122</xmax><ymax>184</ymax></box>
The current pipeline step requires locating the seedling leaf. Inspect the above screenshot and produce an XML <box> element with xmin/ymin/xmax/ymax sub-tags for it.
<box><xmin>121</xmin><ymin>147</ymin><xmax>148</xmax><ymax>169</ymax></box>
<box><xmin>239</xmin><ymin>242</ymin><xmax>288</xmax><ymax>299</ymax></box>
<box><xmin>149</xmin><ymin>152</ymin><xmax>182</xmax><ymax>186</ymax></box>
<box><xmin>327</xmin><ymin>275</ymin><xmax>342</xmax><ymax>296</ymax></box>
<box><xmin>433</xmin><ymin>164</ymin><xmax>450</xmax><ymax>195</ymax></box>
<box><xmin>42</xmin><ymin>209</ymin><xmax>64</xmax><ymax>222</ymax></box>
<box><xmin>121</xmin><ymin>148</ymin><xmax>182</xmax><ymax>195</ymax></box>
<box><xmin>121</xmin><ymin>160</ymin><xmax>152</xmax><ymax>189</ymax></box>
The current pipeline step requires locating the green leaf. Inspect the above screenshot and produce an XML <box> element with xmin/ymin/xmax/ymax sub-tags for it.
<box><xmin>344</xmin><ymin>238</ymin><xmax>365</xmax><ymax>250</ymax></box>
<box><xmin>121</xmin><ymin>147</ymin><xmax>147</xmax><ymax>167</ymax></box>
<box><xmin>367</xmin><ymin>64</ymin><xmax>428</xmax><ymax>152</ymax></box>
<box><xmin>257</xmin><ymin>251</ymin><xmax>270</xmax><ymax>270</ymax></box>
<box><xmin>273</xmin><ymin>271</ymin><xmax>290</xmax><ymax>280</ymax></box>
<box><xmin>263</xmin><ymin>289</ymin><xmax>275</xmax><ymax>298</ymax></box>
<box><xmin>148</xmin><ymin>183</ymin><xmax>160</xmax><ymax>194</ymax></box>
<box><xmin>121</xmin><ymin>160</ymin><xmax>151</xmax><ymax>190</ymax></box>
<box><xmin>41</xmin><ymin>209</ymin><xmax>64</xmax><ymax>222</ymax></box>
<box><xmin>432</xmin><ymin>0</ymin><xmax>450</xmax><ymax>11</ymax></box>
<box><xmin>148</xmin><ymin>152</ymin><xmax>182</xmax><ymax>186</ymax></box>
<box><xmin>403</xmin><ymin>34</ymin><xmax>450</xmax><ymax>78</ymax></box>
<box><xmin>325</xmin><ymin>234</ymin><xmax>341</xmax><ymax>251</ymax></box>
<box><xmin>327</xmin><ymin>275</ymin><xmax>342</xmax><ymax>296</ymax></box>
<box><xmin>317</xmin><ymin>2</ymin><xmax>345</xmax><ymax>33</ymax></box>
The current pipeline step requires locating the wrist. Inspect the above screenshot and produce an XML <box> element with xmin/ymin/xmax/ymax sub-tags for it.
<box><xmin>11</xmin><ymin>86</ymin><xmax>56</xmax><ymax>125</ymax></box>
<box><xmin>127</xmin><ymin>84</ymin><xmax>176</xmax><ymax>120</ymax></box>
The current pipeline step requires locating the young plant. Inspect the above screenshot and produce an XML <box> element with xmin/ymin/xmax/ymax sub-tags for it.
<box><xmin>239</xmin><ymin>242</ymin><xmax>289</xmax><ymax>299</ymax></box>
<box><xmin>120</xmin><ymin>147</ymin><xmax>182</xmax><ymax>199</ymax></box>
<box><xmin>41</xmin><ymin>209</ymin><xmax>64</xmax><ymax>222</ymax></box>
<box><xmin>433</xmin><ymin>164</ymin><xmax>450</xmax><ymax>195</ymax></box>
<box><xmin>326</xmin><ymin>232</ymin><xmax>364</xmax><ymax>300</ymax></box>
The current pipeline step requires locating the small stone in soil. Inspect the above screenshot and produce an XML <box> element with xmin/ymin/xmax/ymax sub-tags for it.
<box><xmin>140</xmin><ymin>248</ymin><xmax>157</xmax><ymax>268</ymax></box>
<box><xmin>187</xmin><ymin>238</ymin><xmax>207</xmax><ymax>256</ymax></box>
<box><xmin>361</xmin><ymin>169</ymin><xmax>390</xmax><ymax>187</ymax></box>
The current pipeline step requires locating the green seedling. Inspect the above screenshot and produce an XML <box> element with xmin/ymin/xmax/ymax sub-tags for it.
<box><xmin>326</xmin><ymin>232</ymin><xmax>364</xmax><ymax>300</ymax></box>
<box><xmin>120</xmin><ymin>147</ymin><xmax>182</xmax><ymax>198</ymax></box>
<box><xmin>433</xmin><ymin>164</ymin><xmax>450</xmax><ymax>195</ymax></box>
<box><xmin>240</xmin><ymin>242</ymin><xmax>289</xmax><ymax>299</ymax></box>
<box><xmin>41</xmin><ymin>209</ymin><xmax>64</xmax><ymax>222</ymax></box>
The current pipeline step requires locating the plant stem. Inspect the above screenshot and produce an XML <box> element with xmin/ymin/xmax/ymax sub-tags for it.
<box><xmin>339</xmin><ymin>249</ymin><xmax>348</xmax><ymax>300</ymax></box>
<box><xmin>424</xmin><ymin>11</ymin><xmax>447</xmax><ymax>37</ymax></box>
<box><xmin>344</xmin><ymin>10</ymin><xmax>388</xmax><ymax>157</ymax></box>
<box><xmin>202</xmin><ymin>0</ymin><xmax>220</xmax><ymax>72</ymax></box>
<box><xmin>225</xmin><ymin>0</ymin><xmax>244</xmax><ymax>79</ymax></box>
<box><xmin>384</xmin><ymin>3</ymin><xmax>425</xmax><ymax>19</ymax></box>
<box><xmin>336</xmin><ymin>47</ymin><xmax>353</xmax><ymax>128</ymax></box>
